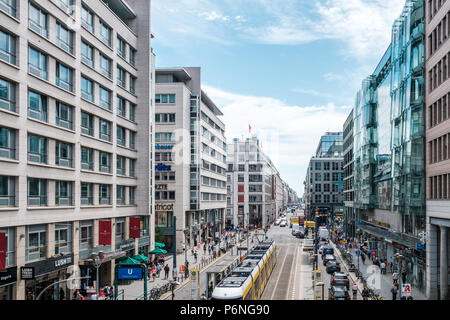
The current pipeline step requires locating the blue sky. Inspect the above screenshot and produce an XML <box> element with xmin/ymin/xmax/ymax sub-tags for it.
<box><xmin>151</xmin><ymin>0</ymin><xmax>406</xmax><ymax>196</ymax></box>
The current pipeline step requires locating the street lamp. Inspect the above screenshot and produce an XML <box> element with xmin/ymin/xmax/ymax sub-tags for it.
<box><xmin>169</xmin><ymin>280</ymin><xmax>180</xmax><ymax>300</ymax></box>
<box><xmin>90</xmin><ymin>251</ymin><xmax>105</xmax><ymax>297</ymax></box>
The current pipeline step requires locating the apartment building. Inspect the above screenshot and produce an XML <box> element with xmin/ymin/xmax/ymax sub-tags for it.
<box><xmin>0</xmin><ymin>0</ymin><xmax>154</xmax><ymax>300</ymax></box>
<box><xmin>425</xmin><ymin>0</ymin><xmax>450</xmax><ymax>300</ymax></box>
<box><xmin>343</xmin><ymin>110</ymin><xmax>355</xmax><ymax>239</ymax></box>
<box><xmin>227</xmin><ymin>136</ymin><xmax>286</xmax><ymax>230</ymax></box>
<box><xmin>154</xmin><ymin>67</ymin><xmax>227</xmax><ymax>253</ymax></box>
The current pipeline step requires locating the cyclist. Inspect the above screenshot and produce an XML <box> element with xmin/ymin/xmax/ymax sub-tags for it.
<box><xmin>352</xmin><ymin>283</ymin><xmax>358</xmax><ymax>300</ymax></box>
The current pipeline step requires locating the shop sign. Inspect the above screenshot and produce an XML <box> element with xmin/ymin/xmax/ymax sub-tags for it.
<box><xmin>0</xmin><ymin>266</ymin><xmax>17</xmax><ymax>285</ymax></box>
<box><xmin>156</xmin><ymin>184</ymin><xmax>168</xmax><ymax>190</ymax></box>
<box><xmin>155</xmin><ymin>203</ymin><xmax>174</xmax><ymax>211</ymax></box>
<box><xmin>155</xmin><ymin>145</ymin><xmax>174</xmax><ymax>150</ymax></box>
<box><xmin>401</xmin><ymin>283</ymin><xmax>412</xmax><ymax>297</ymax></box>
<box><xmin>119</xmin><ymin>239</ymin><xmax>136</xmax><ymax>251</ymax></box>
<box><xmin>416</xmin><ymin>243</ymin><xmax>424</xmax><ymax>250</ymax></box>
<box><xmin>117</xmin><ymin>267</ymin><xmax>143</xmax><ymax>280</ymax></box>
<box><xmin>155</xmin><ymin>163</ymin><xmax>171</xmax><ymax>171</ymax></box>
<box><xmin>20</xmin><ymin>267</ymin><xmax>35</xmax><ymax>280</ymax></box>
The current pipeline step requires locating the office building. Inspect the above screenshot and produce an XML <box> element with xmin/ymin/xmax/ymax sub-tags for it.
<box><xmin>343</xmin><ymin>110</ymin><xmax>355</xmax><ymax>239</ymax></box>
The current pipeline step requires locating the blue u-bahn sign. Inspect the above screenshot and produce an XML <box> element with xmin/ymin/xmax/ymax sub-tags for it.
<box><xmin>117</xmin><ymin>267</ymin><xmax>143</xmax><ymax>280</ymax></box>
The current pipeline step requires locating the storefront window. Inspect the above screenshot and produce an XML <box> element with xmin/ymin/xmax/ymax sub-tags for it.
<box><xmin>26</xmin><ymin>225</ymin><xmax>46</xmax><ymax>261</ymax></box>
<box><xmin>155</xmin><ymin>211</ymin><xmax>173</xmax><ymax>228</ymax></box>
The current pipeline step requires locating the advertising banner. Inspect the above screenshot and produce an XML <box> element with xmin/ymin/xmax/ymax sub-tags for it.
<box><xmin>99</xmin><ymin>220</ymin><xmax>112</xmax><ymax>245</ymax></box>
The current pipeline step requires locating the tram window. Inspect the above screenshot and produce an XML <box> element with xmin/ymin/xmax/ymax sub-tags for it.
<box><xmin>244</xmin><ymin>287</ymin><xmax>253</xmax><ymax>300</ymax></box>
<box><xmin>254</xmin><ymin>276</ymin><xmax>260</xmax><ymax>296</ymax></box>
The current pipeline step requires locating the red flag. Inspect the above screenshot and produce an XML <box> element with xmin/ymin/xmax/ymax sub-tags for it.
<box><xmin>0</xmin><ymin>233</ymin><xmax>6</xmax><ymax>271</ymax></box>
<box><xmin>249</xmin><ymin>124</ymin><xmax>251</xmax><ymax>133</ymax></box>
<box><xmin>98</xmin><ymin>220</ymin><xmax>111</xmax><ymax>245</ymax></box>
<box><xmin>129</xmin><ymin>217</ymin><xmax>141</xmax><ymax>239</ymax></box>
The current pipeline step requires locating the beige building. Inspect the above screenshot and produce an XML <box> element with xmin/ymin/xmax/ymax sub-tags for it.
<box><xmin>425</xmin><ymin>0</ymin><xmax>450</xmax><ymax>300</ymax></box>
<box><xmin>155</xmin><ymin>67</ymin><xmax>227</xmax><ymax>253</ymax></box>
<box><xmin>0</xmin><ymin>0</ymin><xmax>154</xmax><ymax>300</ymax></box>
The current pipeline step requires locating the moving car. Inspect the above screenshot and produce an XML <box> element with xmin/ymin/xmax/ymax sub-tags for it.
<box><xmin>321</xmin><ymin>246</ymin><xmax>334</xmax><ymax>257</ymax></box>
<box><xmin>330</xmin><ymin>272</ymin><xmax>350</xmax><ymax>289</ymax></box>
<box><xmin>323</xmin><ymin>254</ymin><xmax>336</xmax><ymax>266</ymax></box>
<box><xmin>274</xmin><ymin>219</ymin><xmax>281</xmax><ymax>226</ymax></box>
<box><xmin>280</xmin><ymin>220</ymin><xmax>287</xmax><ymax>227</ymax></box>
<box><xmin>319</xmin><ymin>228</ymin><xmax>329</xmax><ymax>241</ymax></box>
<box><xmin>295</xmin><ymin>228</ymin><xmax>305</xmax><ymax>239</ymax></box>
<box><xmin>329</xmin><ymin>286</ymin><xmax>351</xmax><ymax>300</ymax></box>
<box><xmin>291</xmin><ymin>224</ymin><xmax>300</xmax><ymax>236</ymax></box>
<box><xmin>326</xmin><ymin>260</ymin><xmax>341</xmax><ymax>274</ymax></box>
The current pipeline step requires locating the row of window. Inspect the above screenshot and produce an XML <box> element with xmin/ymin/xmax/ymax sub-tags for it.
<box><xmin>312</xmin><ymin>194</ymin><xmax>341</xmax><ymax>204</ymax></box>
<box><xmin>428</xmin><ymin>51</ymin><xmax>450</xmax><ymax>93</ymax></box>
<box><xmin>201</xmin><ymin>176</ymin><xmax>226</xmax><ymax>189</ymax></box>
<box><xmin>428</xmin><ymin>8</ymin><xmax>450</xmax><ymax>57</ymax></box>
<box><xmin>155</xmin><ymin>132</ymin><xmax>175</xmax><ymax>143</ymax></box>
<box><xmin>312</xmin><ymin>162</ymin><xmax>342</xmax><ymax>171</ymax></box>
<box><xmin>428</xmin><ymin>92</ymin><xmax>450</xmax><ymax>128</ymax></box>
<box><xmin>0</xmin><ymin>175</ymin><xmax>136</xmax><ymax>207</ymax></box>
<box><xmin>155</xmin><ymin>190</ymin><xmax>175</xmax><ymax>201</ymax></box>
<box><xmin>429</xmin><ymin>173</ymin><xmax>450</xmax><ymax>199</ymax></box>
<box><xmin>227</xmin><ymin>163</ymin><xmax>263</xmax><ymax>172</ymax></box>
<box><xmin>312</xmin><ymin>172</ymin><xmax>342</xmax><ymax>182</ymax></box>
<box><xmin>155</xmin><ymin>171</ymin><xmax>175</xmax><ymax>181</ymax></box>
<box><xmin>202</xmin><ymin>193</ymin><xmax>226</xmax><ymax>201</ymax></box>
<box><xmin>155</xmin><ymin>94</ymin><xmax>175</xmax><ymax>104</ymax></box>
<box><xmin>155</xmin><ymin>113</ymin><xmax>175</xmax><ymax>123</ymax></box>
<box><xmin>428</xmin><ymin>132</ymin><xmax>450</xmax><ymax>164</ymax></box>
<box><xmin>200</xmin><ymin>111</ymin><xmax>225</xmax><ymax>137</ymax></box>
<box><xmin>313</xmin><ymin>183</ymin><xmax>341</xmax><ymax>193</ymax></box>
<box><xmin>155</xmin><ymin>151</ymin><xmax>175</xmax><ymax>162</ymax></box>
<box><xmin>202</xmin><ymin>143</ymin><xmax>226</xmax><ymax>163</ymax></box>
<box><xmin>237</xmin><ymin>184</ymin><xmax>263</xmax><ymax>193</ymax></box>
<box><xmin>202</xmin><ymin>126</ymin><xmax>227</xmax><ymax>152</ymax></box>
<box><xmin>202</xmin><ymin>159</ymin><xmax>227</xmax><ymax>176</ymax></box>
<box><xmin>428</xmin><ymin>0</ymin><xmax>447</xmax><ymax>21</ymax></box>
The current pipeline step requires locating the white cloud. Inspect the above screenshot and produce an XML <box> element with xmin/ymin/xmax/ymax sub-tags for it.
<box><xmin>203</xmin><ymin>85</ymin><xmax>350</xmax><ymax>195</ymax></box>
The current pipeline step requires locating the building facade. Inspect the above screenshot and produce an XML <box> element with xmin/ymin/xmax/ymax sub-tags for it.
<box><xmin>0</xmin><ymin>0</ymin><xmax>154</xmax><ymax>300</ymax></box>
<box><xmin>154</xmin><ymin>67</ymin><xmax>227</xmax><ymax>254</ymax></box>
<box><xmin>353</xmin><ymin>0</ymin><xmax>427</xmax><ymax>294</ymax></box>
<box><xmin>425</xmin><ymin>0</ymin><xmax>450</xmax><ymax>300</ymax></box>
<box><xmin>343</xmin><ymin>110</ymin><xmax>355</xmax><ymax>239</ymax></box>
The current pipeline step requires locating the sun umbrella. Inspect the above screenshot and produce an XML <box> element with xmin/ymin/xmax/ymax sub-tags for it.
<box><xmin>132</xmin><ymin>254</ymin><xmax>150</xmax><ymax>262</ymax></box>
<box><xmin>117</xmin><ymin>257</ymin><xmax>140</xmax><ymax>265</ymax></box>
<box><xmin>154</xmin><ymin>242</ymin><xmax>165</xmax><ymax>248</ymax></box>
<box><xmin>149</xmin><ymin>248</ymin><xmax>167</xmax><ymax>255</ymax></box>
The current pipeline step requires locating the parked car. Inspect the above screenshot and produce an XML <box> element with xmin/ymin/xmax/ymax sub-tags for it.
<box><xmin>326</xmin><ymin>260</ymin><xmax>341</xmax><ymax>274</ymax></box>
<box><xmin>280</xmin><ymin>220</ymin><xmax>287</xmax><ymax>227</ymax></box>
<box><xmin>295</xmin><ymin>228</ymin><xmax>305</xmax><ymax>239</ymax></box>
<box><xmin>330</xmin><ymin>272</ymin><xmax>350</xmax><ymax>289</ymax></box>
<box><xmin>275</xmin><ymin>219</ymin><xmax>281</xmax><ymax>226</ymax></box>
<box><xmin>291</xmin><ymin>224</ymin><xmax>300</xmax><ymax>236</ymax></box>
<box><xmin>323</xmin><ymin>254</ymin><xmax>336</xmax><ymax>266</ymax></box>
<box><xmin>329</xmin><ymin>286</ymin><xmax>351</xmax><ymax>300</ymax></box>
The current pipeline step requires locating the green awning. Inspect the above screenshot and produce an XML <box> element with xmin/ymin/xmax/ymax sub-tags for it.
<box><xmin>149</xmin><ymin>248</ymin><xmax>167</xmax><ymax>255</ymax></box>
<box><xmin>154</xmin><ymin>242</ymin><xmax>165</xmax><ymax>248</ymax></box>
<box><xmin>117</xmin><ymin>257</ymin><xmax>140</xmax><ymax>265</ymax></box>
<box><xmin>132</xmin><ymin>254</ymin><xmax>150</xmax><ymax>262</ymax></box>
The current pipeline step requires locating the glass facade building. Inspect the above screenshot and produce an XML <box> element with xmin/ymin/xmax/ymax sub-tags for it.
<box><xmin>352</xmin><ymin>0</ymin><xmax>426</xmax><ymax>292</ymax></box>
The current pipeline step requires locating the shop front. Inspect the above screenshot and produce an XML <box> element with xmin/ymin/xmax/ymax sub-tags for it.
<box><xmin>0</xmin><ymin>266</ymin><xmax>16</xmax><ymax>300</ymax></box>
<box><xmin>22</xmin><ymin>254</ymin><xmax>74</xmax><ymax>300</ymax></box>
<box><xmin>155</xmin><ymin>206</ymin><xmax>174</xmax><ymax>254</ymax></box>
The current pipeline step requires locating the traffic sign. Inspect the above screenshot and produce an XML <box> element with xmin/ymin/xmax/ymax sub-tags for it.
<box><xmin>401</xmin><ymin>283</ymin><xmax>412</xmax><ymax>297</ymax></box>
<box><xmin>117</xmin><ymin>266</ymin><xmax>143</xmax><ymax>280</ymax></box>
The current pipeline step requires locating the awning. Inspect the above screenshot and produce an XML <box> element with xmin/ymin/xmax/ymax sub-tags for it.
<box><xmin>149</xmin><ymin>248</ymin><xmax>167</xmax><ymax>255</ymax></box>
<box><xmin>154</xmin><ymin>242</ymin><xmax>165</xmax><ymax>248</ymax></box>
<box><xmin>117</xmin><ymin>257</ymin><xmax>140</xmax><ymax>265</ymax></box>
<box><xmin>358</xmin><ymin>224</ymin><xmax>418</xmax><ymax>248</ymax></box>
<box><xmin>132</xmin><ymin>254</ymin><xmax>150</xmax><ymax>262</ymax></box>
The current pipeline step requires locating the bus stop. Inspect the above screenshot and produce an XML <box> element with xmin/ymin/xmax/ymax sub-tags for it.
<box><xmin>206</xmin><ymin>255</ymin><xmax>241</xmax><ymax>299</ymax></box>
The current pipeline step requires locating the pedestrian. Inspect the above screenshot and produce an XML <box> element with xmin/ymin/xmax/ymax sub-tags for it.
<box><xmin>164</xmin><ymin>264</ymin><xmax>170</xmax><ymax>279</ymax></box>
<box><xmin>361</xmin><ymin>253</ymin><xmax>366</xmax><ymax>264</ymax></box>
<box><xmin>200</xmin><ymin>292</ymin><xmax>207</xmax><ymax>300</ymax></box>
<box><xmin>351</xmin><ymin>283</ymin><xmax>358</xmax><ymax>300</ymax></box>
<box><xmin>74</xmin><ymin>289</ymin><xmax>84</xmax><ymax>300</ymax></box>
<box><xmin>147</xmin><ymin>264</ymin><xmax>152</xmax><ymax>279</ymax></box>
<box><xmin>156</xmin><ymin>263</ymin><xmax>162</xmax><ymax>277</ymax></box>
<box><xmin>194</xmin><ymin>251</ymin><xmax>198</xmax><ymax>263</ymax></box>
<box><xmin>208</xmin><ymin>245</ymin><xmax>212</xmax><ymax>255</ymax></box>
<box><xmin>203</xmin><ymin>243</ymin><xmax>207</xmax><ymax>255</ymax></box>
<box><xmin>191</xmin><ymin>248</ymin><xmax>194</xmax><ymax>256</ymax></box>
<box><xmin>59</xmin><ymin>288</ymin><xmax>65</xmax><ymax>300</ymax></box>
<box><xmin>392</xmin><ymin>271</ymin><xmax>399</xmax><ymax>284</ymax></box>
<box><xmin>26</xmin><ymin>290</ymin><xmax>34</xmax><ymax>301</ymax></box>
<box><xmin>401</xmin><ymin>268</ymin><xmax>407</xmax><ymax>283</ymax></box>
<box><xmin>152</xmin><ymin>266</ymin><xmax>157</xmax><ymax>282</ymax></box>
<box><xmin>380</xmin><ymin>261</ymin><xmax>386</xmax><ymax>274</ymax></box>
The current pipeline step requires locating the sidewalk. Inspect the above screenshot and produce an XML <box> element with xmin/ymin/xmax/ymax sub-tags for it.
<box><xmin>118</xmin><ymin>231</ymin><xmax>256</xmax><ymax>300</ymax></box>
<box><xmin>333</xmin><ymin>242</ymin><xmax>426</xmax><ymax>300</ymax></box>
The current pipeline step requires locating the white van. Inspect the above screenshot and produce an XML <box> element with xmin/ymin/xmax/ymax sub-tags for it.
<box><xmin>319</xmin><ymin>228</ymin><xmax>329</xmax><ymax>241</ymax></box>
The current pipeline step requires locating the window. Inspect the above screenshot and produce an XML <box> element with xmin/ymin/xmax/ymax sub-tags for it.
<box><xmin>56</xmin><ymin>22</ymin><xmax>73</xmax><ymax>53</ymax></box>
<box><xmin>130</xmin><ymin>131</ymin><xmax>136</xmax><ymax>149</ymax></box>
<box><xmin>55</xmin><ymin>0</ymin><xmax>73</xmax><ymax>15</ymax></box>
<box><xmin>155</xmin><ymin>94</ymin><xmax>175</xmax><ymax>104</ymax></box>
<box><xmin>28</xmin><ymin>47</ymin><xmax>47</xmax><ymax>80</ymax></box>
<box><xmin>0</xmin><ymin>176</ymin><xmax>15</xmax><ymax>206</ymax></box>
<box><xmin>55</xmin><ymin>181</ymin><xmax>72</xmax><ymax>205</ymax></box>
<box><xmin>81</xmin><ymin>112</ymin><xmax>94</xmax><ymax>136</ymax></box>
<box><xmin>26</xmin><ymin>225</ymin><xmax>46</xmax><ymax>261</ymax></box>
<box><xmin>81</xmin><ymin>41</ymin><xmax>94</xmax><ymax>67</ymax></box>
<box><xmin>155</xmin><ymin>113</ymin><xmax>176</xmax><ymax>123</ymax></box>
<box><xmin>324</xmin><ymin>162</ymin><xmax>330</xmax><ymax>170</ymax></box>
<box><xmin>99</xmin><ymin>20</ymin><xmax>111</xmax><ymax>46</ymax></box>
<box><xmin>117</xmin><ymin>36</ymin><xmax>126</xmax><ymax>59</ymax></box>
<box><xmin>0</xmin><ymin>127</ymin><xmax>15</xmax><ymax>159</ymax></box>
<box><xmin>130</xmin><ymin>76</ymin><xmax>136</xmax><ymax>94</ymax></box>
<box><xmin>80</xmin><ymin>182</ymin><xmax>93</xmax><ymax>205</ymax></box>
<box><xmin>28</xmin><ymin>134</ymin><xmax>47</xmax><ymax>163</ymax></box>
<box><xmin>99</xmin><ymin>119</ymin><xmax>111</xmax><ymax>141</ymax></box>
<box><xmin>117</xmin><ymin>155</ymin><xmax>125</xmax><ymax>175</ymax></box>
<box><xmin>117</xmin><ymin>96</ymin><xmax>126</xmax><ymax>117</ymax></box>
<box><xmin>116</xmin><ymin>185</ymin><xmax>125</xmax><ymax>205</ymax></box>
<box><xmin>129</xmin><ymin>159</ymin><xmax>136</xmax><ymax>177</ymax></box>
<box><xmin>0</xmin><ymin>0</ymin><xmax>16</xmax><ymax>17</ymax></box>
<box><xmin>315</xmin><ymin>162</ymin><xmax>321</xmax><ymax>170</ymax></box>
<box><xmin>99</xmin><ymin>152</ymin><xmax>111</xmax><ymax>173</ymax></box>
<box><xmin>80</xmin><ymin>146</ymin><xmax>93</xmax><ymax>170</ymax></box>
<box><xmin>115</xmin><ymin>218</ymin><xmax>125</xmax><ymax>242</ymax></box>
<box><xmin>99</xmin><ymin>86</ymin><xmax>111</xmax><ymax>110</ymax></box>
<box><xmin>239</xmin><ymin>164</ymin><xmax>245</xmax><ymax>171</ymax></box>
<box><xmin>55</xmin><ymin>102</ymin><xmax>73</xmax><ymax>130</ymax></box>
<box><xmin>56</xmin><ymin>62</ymin><xmax>73</xmax><ymax>92</ymax></box>
<box><xmin>81</xmin><ymin>5</ymin><xmax>93</xmax><ymax>33</ymax></box>
<box><xmin>117</xmin><ymin>126</ymin><xmax>126</xmax><ymax>146</ymax></box>
<box><xmin>79</xmin><ymin>220</ymin><xmax>93</xmax><ymax>249</ymax></box>
<box><xmin>0</xmin><ymin>78</ymin><xmax>15</xmax><ymax>112</ymax></box>
<box><xmin>28</xmin><ymin>3</ymin><xmax>48</xmax><ymax>38</ymax></box>
<box><xmin>55</xmin><ymin>141</ymin><xmax>73</xmax><ymax>167</ymax></box>
<box><xmin>117</xmin><ymin>66</ymin><xmax>126</xmax><ymax>87</ymax></box>
<box><xmin>28</xmin><ymin>90</ymin><xmax>47</xmax><ymax>122</ymax></box>
<box><xmin>130</xmin><ymin>47</ymin><xmax>136</xmax><ymax>66</ymax></box>
<box><xmin>81</xmin><ymin>77</ymin><xmax>93</xmax><ymax>102</ymax></box>
<box><xmin>99</xmin><ymin>54</ymin><xmax>111</xmax><ymax>78</ymax></box>
<box><xmin>0</xmin><ymin>29</ymin><xmax>16</xmax><ymax>65</ymax></box>
<box><xmin>99</xmin><ymin>184</ymin><xmax>111</xmax><ymax>204</ymax></box>
<box><xmin>55</xmin><ymin>223</ymin><xmax>72</xmax><ymax>255</ymax></box>
<box><xmin>130</xmin><ymin>103</ymin><xmax>136</xmax><ymax>122</ymax></box>
<box><xmin>155</xmin><ymin>132</ymin><xmax>175</xmax><ymax>142</ymax></box>
<box><xmin>129</xmin><ymin>187</ymin><xmax>136</xmax><ymax>204</ymax></box>
<box><xmin>27</xmin><ymin>178</ymin><xmax>47</xmax><ymax>206</ymax></box>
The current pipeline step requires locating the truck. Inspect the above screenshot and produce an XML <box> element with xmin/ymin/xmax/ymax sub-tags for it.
<box><xmin>290</xmin><ymin>215</ymin><xmax>299</xmax><ymax>228</ymax></box>
<box><xmin>298</xmin><ymin>212</ymin><xmax>305</xmax><ymax>226</ymax></box>
<box><xmin>303</xmin><ymin>239</ymin><xmax>314</xmax><ymax>252</ymax></box>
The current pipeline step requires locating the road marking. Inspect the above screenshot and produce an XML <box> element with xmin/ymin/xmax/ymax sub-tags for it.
<box><xmin>270</xmin><ymin>244</ymin><xmax>291</xmax><ymax>300</ymax></box>
<box><xmin>289</xmin><ymin>245</ymin><xmax>299</xmax><ymax>299</ymax></box>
